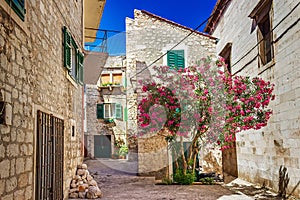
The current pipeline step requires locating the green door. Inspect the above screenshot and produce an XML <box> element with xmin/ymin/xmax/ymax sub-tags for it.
<box><xmin>94</xmin><ymin>135</ymin><xmax>112</xmax><ymax>158</ymax></box>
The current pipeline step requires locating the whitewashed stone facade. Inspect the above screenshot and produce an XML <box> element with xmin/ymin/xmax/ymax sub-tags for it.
<box><xmin>125</xmin><ymin>9</ymin><xmax>217</xmax><ymax>177</ymax></box>
<box><xmin>207</xmin><ymin>0</ymin><xmax>300</xmax><ymax>197</ymax></box>
<box><xmin>0</xmin><ymin>0</ymin><xmax>85</xmax><ymax>199</ymax></box>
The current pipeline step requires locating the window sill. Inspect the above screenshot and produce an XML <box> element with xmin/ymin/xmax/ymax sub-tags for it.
<box><xmin>258</xmin><ymin>58</ymin><xmax>275</xmax><ymax>75</ymax></box>
<box><xmin>98</xmin><ymin>85</ymin><xmax>123</xmax><ymax>90</ymax></box>
<box><xmin>66</xmin><ymin>71</ymin><xmax>79</xmax><ymax>88</ymax></box>
<box><xmin>0</xmin><ymin>0</ymin><xmax>29</xmax><ymax>36</ymax></box>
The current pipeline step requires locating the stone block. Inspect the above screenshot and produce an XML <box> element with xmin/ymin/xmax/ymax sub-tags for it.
<box><xmin>0</xmin><ymin>144</ymin><xmax>5</xmax><ymax>158</ymax></box>
<box><xmin>25</xmin><ymin>186</ymin><xmax>33</xmax><ymax>200</ymax></box>
<box><xmin>0</xmin><ymin>178</ymin><xmax>5</xmax><ymax>195</ymax></box>
<box><xmin>4</xmin><ymin>103</ymin><xmax>12</xmax><ymax>125</ymax></box>
<box><xmin>18</xmin><ymin>173</ymin><xmax>28</xmax><ymax>188</ymax></box>
<box><xmin>5</xmin><ymin>176</ymin><xmax>17</xmax><ymax>193</ymax></box>
<box><xmin>2</xmin><ymin>194</ymin><xmax>13</xmax><ymax>200</ymax></box>
<box><xmin>14</xmin><ymin>189</ymin><xmax>25</xmax><ymax>200</ymax></box>
<box><xmin>0</xmin><ymin>159</ymin><xmax>10</xmax><ymax>178</ymax></box>
<box><xmin>16</xmin><ymin>157</ymin><xmax>25</xmax><ymax>174</ymax></box>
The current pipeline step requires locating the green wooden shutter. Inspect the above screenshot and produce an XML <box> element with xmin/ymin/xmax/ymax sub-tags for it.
<box><xmin>167</xmin><ymin>51</ymin><xmax>176</xmax><ymax>68</ymax></box>
<box><xmin>63</xmin><ymin>27</ymin><xmax>72</xmax><ymax>71</ymax></box>
<box><xmin>115</xmin><ymin>103</ymin><xmax>122</xmax><ymax>119</ymax></box>
<box><xmin>177</xmin><ymin>50</ymin><xmax>185</xmax><ymax>68</ymax></box>
<box><xmin>77</xmin><ymin>51</ymin><xmax>84</xmax><ymax>85</ymax></box>
<box><xmin>167</xmin><ymin>50</ymin><xmax>185</xmax><ymax>69</ymax></box>
<box><xmin>124</xmin><ymin>107</ymin><xmax>128</xmax><ymax>121</ymax></box>
<box><xmin>96</xmin><ymin>104</ymin><xmax>104</xmax><ymax>119</ymax></box>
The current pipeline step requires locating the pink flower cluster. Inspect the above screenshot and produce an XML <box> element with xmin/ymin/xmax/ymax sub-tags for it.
<box><xmin>137</xmin><ymin>57</ymin><xmax>275</xmax><ymax>149</ymax></box>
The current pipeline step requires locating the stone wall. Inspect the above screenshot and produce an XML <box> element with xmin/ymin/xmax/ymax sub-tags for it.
<box><xmin>0</xmin><ymin>0</ymin><xmax>84</xmax><ymax>199</ymax></box>
<box><xmin>125</xmin><ymin>9</ymin><xmax>219</xmax><ymax>177</ymax></box>
<box><xmin>138</xmin><ymin>133</ymin><xmax>169</xmax><ymax>179</ymax></box>
<box><xmin>85</xmin><ymin>55</ymin><xmax>127</xmax><ymax>158</ymax></box>
<box><xmin>212</xmin><ymin>0</ymin><xmax>300</xmax><ymax>197</ymax></box>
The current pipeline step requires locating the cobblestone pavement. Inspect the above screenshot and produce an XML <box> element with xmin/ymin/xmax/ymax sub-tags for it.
<box><xmin>73</xmin><ymin>158</ymin><xmax>250</xmax><ymax>200</ymax></box>
<box><xmin>70</xmin><ymin>158</ymin><xmax>298</xmax><ymax>200</ymax></box>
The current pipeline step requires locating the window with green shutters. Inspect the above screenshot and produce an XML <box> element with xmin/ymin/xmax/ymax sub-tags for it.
<box><xmin>5</xmin><ymin>0</ymin><xmax>26</xmax><ymax>21</ymax></box>
<box><xmin>96</xmin><ymin>103</ymin><xmax>123</xmax><ymax>120</ymax></box>
<box><xmin>63</xmin><ymin>26</ymin><xmax>84</xmax><ymax>85</ymax></box>
<box><xmin>115</xmin><ymin>103</ymin><xmax>122</xmax><ymax>119</ymax></box>
<box><xmin>96</xmin><ymin>104</ymin><xmax>104</xmax><ymax>119</ymax></box>
<box><xmin>167</xmin><ymin>50</ymin><xmax>185</xmax><ymax>69</ymax></box>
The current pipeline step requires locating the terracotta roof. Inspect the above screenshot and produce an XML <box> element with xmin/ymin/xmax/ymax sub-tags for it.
<box><xmin>140</xmin><ymin>10</ymin><xmax>217</xmax><ymax>40</ymax></box>
<box><xmin>204</xmin><ymin>0</ymin><xmax>232</xmax><ymax>34</ymax></box>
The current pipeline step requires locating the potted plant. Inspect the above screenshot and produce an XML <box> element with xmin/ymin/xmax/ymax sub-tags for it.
<box><xmin>119</xmin><ymin>145</ymin><xmax>128</xmax><ymax>159</ymax></box>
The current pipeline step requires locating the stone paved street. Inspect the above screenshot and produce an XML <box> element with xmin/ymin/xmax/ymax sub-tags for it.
<box><xmin>71</xmin><ymin>159</ymin><xmax>256</xmax><ymax>200</ymax></box>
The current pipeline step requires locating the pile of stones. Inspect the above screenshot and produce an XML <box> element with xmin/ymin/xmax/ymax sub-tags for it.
<box><xmin>69</xmin><ymin>164</ymin><xmax>102</xmax><ymax>199</ymax></box>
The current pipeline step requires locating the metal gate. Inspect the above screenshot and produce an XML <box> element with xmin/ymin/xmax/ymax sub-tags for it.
<box><xmin>36</xmin><ymin>110</ymin><xmax>64</xmax><ymax>200</ymax></box>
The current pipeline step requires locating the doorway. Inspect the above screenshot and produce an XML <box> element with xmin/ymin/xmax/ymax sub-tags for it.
<box><xmin>94</xmin><ymin>135</ymin><xmax>112</xmax><ymax>158</ymax></box>
<box><xmin>36</xmin><ymin>110</ymin><xmax>64</xmax><ymax>199</ymax></box>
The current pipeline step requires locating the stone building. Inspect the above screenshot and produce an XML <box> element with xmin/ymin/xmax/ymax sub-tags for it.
<box><xmin>205</xmin><ymin>0</ymin><xmax>300</xmax><ymax>197</ymax></box>
<box><xmin>84</xmin><ymin>54</ymin><xmax>128</xmax><ymax>158</ymax></box>
<box><xmin>125</xmin><ymin>9</ymin><xmax>218</xmax><ymax>178</ymax></box>
<box><xmin>0</xmin><ymin>0</ymin><xmax>104</xmax><ymax>199</ymax></box>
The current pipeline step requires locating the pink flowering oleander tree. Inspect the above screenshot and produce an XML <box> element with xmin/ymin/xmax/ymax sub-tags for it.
<box><xmin>137</xmin><ymin>57</ymin><xmax>275</xmax><ymax>175</ymax></box>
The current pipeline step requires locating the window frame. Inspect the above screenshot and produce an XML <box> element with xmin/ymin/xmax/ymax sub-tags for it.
<box><xmin>167</xmin><ymin>50</ymin><xmax>185</xmax><ymax>69</ymax></box>
<box><xmin>63</xmin><ymin>26</ymin><xmax>84</xmax><ymax>85</ymax></box>
<box><xmin>97</xmin><ymin>103</ymin><xmax>123</xmax><ymax>120</ymax></box>
<box><xmin>5</xmin><ymin>0</ymin><xmax>26</xmax><ymax>21</ymax></box>
<box><xmin>249</xmin><ymin>0</ymin><xmax>274</xmax><ymax>67</ymax></box>
<box><xmin>219</xmin><ymin>43</ymin><xmax>232</xmax><ymax>74</ymax></box>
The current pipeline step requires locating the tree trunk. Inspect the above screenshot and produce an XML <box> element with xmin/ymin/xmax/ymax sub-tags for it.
<box><xmin>180</xmin><ymin>136</ymin><xmax>187</xmax><ymax>175</ymax></box>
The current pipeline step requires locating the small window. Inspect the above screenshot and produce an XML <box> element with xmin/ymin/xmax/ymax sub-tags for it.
<box><xmin>5</xmin><ymin>0</ymin><xmax>26</xmax><ymax>21</ymax></box>
<box><xmin>249</xmin><ymin>0</ymin><xmax>273</xmax><ymax>66</ymax></box>
<box><xmin>100</xmin><ymin>73</ymin><xmax>123</xmax><ymax>86</ymax></box>
<box><xmin>96</xmin><ymin>103</ymin><xmax>123</xmax><ymax>120</ymax></box>
<box><xmin>219</xmin><ymin>43</ymin><xmax>232</xmax><ymax>74</ymax></box>
<box><xmin>0</xmin><ymin>101</ymin><xmax>5</xmax><ymax>124</ymax></box>
<box><xmin>71</xmin><ymin>125</ymin><xmax>75</xmax><ymax>137</ymax></box>
<box><xmin>63</xmin><ymin>26</ymin><xmax>84</xmax><ymax>84</ymax></box>
<box><xmin>167</xmin><ymin>50</ymin><xmax>185</xmax><ymax>69</ymax></box>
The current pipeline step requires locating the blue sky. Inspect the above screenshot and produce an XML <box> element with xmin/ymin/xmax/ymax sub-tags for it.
<box><xmin>85</xmin><ymin>1</ymin><xmax>218</xmax><ymax>55</ymax></box>
<box><xmin>100</xmin><ymin>0</ymin><xmax>217</xmax><ymax>32</ymax></box>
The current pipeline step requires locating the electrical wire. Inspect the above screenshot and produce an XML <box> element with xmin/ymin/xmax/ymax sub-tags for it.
<box><xmin>231</xmin><ymin>1</ymin><xmax>300</xmax><ymax>74</ymax></box>
<box><xmin>129</xmin><ymin>0</ymin><xmax>232</xmax><ymax>80</ymax></box>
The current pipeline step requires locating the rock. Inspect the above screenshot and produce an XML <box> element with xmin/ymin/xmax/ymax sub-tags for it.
<box><xmin>78</xmin><ymin>191</ymin><xmax>86</xmax><ymax>198</ymax></box>
<box><xmin>78</xmin><ymin>181</ymin><xmax>84</xmax><ymax>185</ymax></box>
<box><xmin>95</xmin><ymin>187</ymin><xmax>103</xmax><ymax>198</ymax></box>
<box><xmin>71</xmin><ymin>183</ymin><xmax>77</xmax><ymax>188</ymax></box>
<box><xmin>69</xmin><ymin>188</ymin><xmax>78</xmax><ymax>193</ymax></box>
<box><xmin>87</xmin><ymin>186</ymin><xmax>99</xmax><ymax>199</ymax></box>
<box><xmin>77</xmin><ymin>169</ymin><xmax>86</xmax><ymax>176</ymax></box>
<box><xmin>88</xmin><ymin>180</ymin><xmax>97</xmax><ymax>186</ymax></box>
<box><xmin>69</xmin><ymin>192</ymin><xmax>78</xmax><ymax>198</ymax></box>
<box><xmin>82</xmin><ymin>173</ymin><xmax>87</xmax><ymax>180</ymax></box>
<box><xmin>87</xmin><ymin>175</ymin><xmax>93</xmax><ymax>181</ymax></box>
<box><xmin>75</xmin><ymin>175</ymin><xmax>81</xmax><ymax>180</ymax></box>
<box><xmin>82</xmin><ymin>164</ymin><xmax>88</xmax><ymax>169</ymax></box>
<box><xmin>78</xmin><ymin>185</ymin><xmax>86</xmax><ymax>192</ymax></box>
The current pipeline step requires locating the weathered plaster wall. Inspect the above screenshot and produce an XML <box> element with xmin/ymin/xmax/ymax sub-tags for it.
<box><xmin>125</xmin><ymin>10</ymin><xmax>219</xmax><ymax>177</ymax></box>
<box><xmin>212</xmin><ymin>0</ymin><xmax>300</xmax><ymax>197</ymax></box>
<box><xmin>0</xmin><ymin>0</ymin><xmax>84</xmax><ymax>199</ymax></box>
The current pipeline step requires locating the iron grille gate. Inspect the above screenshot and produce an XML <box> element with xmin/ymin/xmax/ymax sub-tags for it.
<box><xmin>36</xmin><ymin>111</ymin><xmax>64</xmax><ymax>200</ymax></box>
